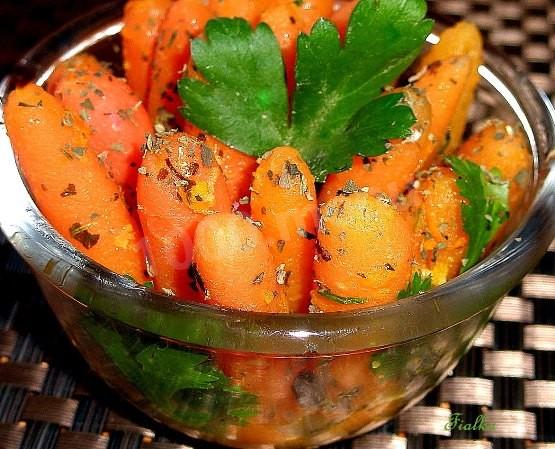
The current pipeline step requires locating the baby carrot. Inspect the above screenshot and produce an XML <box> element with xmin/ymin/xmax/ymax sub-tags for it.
<box><xmin>412</xmin><ymin>55</ymin><xmax>472</xmax><ymax>161</ymax></box>
<box><xmin>261</xmin><ymin>0</ymin><xmax>333</xmax><ymax>91</ymax></box>
<box><xmin>217</xmin><ymin>353</ymin><xmax>305</xmax><ymax>445</ymax></box>
<box><xmin>331</xmin><ymin>0</ymin><xmax>359</xmax><ymax>40</ymax></box>
<box><xmin>193</xmin><ymin>213</ymin><xmax>290</xmax><ymax>312</ymax></box>
<box><xmin>51</xmin><ymin>55</ymin><xmax>153</xmax><ymax>205</ymax></box>
<box><xmin>137</xmin><ymin>131</ymin><xmax>232</xmax><ymax>300</ymax></box>
<box><xmin>147</xmin><ymin>0</ymin><xmax>213</xmax><ymax>126</ymax></box>
<box><xmin>405</xmin><ymin>167</ymin><xmax>469</xmax><ymax>286</ymax></box>
<box><xmin>208</xmin><ymin>0</ymin><xmax>273</xmax><ymax>25</ymax></box>
<box><xmin>296</xmin><ymin>0</ymin><xmax>334</xmax><ymax>26</ymax></box>
<box><xmin>47</xmin><ymin>54</ymin><xmax>106</xmax><ymax>94</ymax></box>
<box><xmin>4</xmin><ymin>85</ymin><xmax>147</xmax><ymax>281</ymax></box>
<box><xmin>319</xmin><ymin>87</ymin><xmax>432</xmax><ymax>203</ymax></box>
<box><xmin>457</xmin><ymin>120</ymin><xmax>532</xmax><ymax>213</ymax></box>
<box><xmin>122</xmin><ymin>0</ymin><xmax>173</xmax><ymax>101</ymax></box>
<box><xmin>418</xmin><ymin>21</ymin><xmax>483</xmax><ymax>154</ymax></box>
<box><xmin>184</xmin><ymin>123</ymin><xmax>257</xmax><ymax>205</ymax></box>
<box><xmin>251</xmin><ymin>146</ymin><xmax>318</xmax><ymax>313</ymax></box>
<box><xmin>312</xmin><ymin>192</ymin><xmax>414</xmax><ymax>312</ymax></box>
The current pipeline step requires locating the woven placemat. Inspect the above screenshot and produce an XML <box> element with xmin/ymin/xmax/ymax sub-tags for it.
<box><xmin>0</xmin><ymin>1</ymin><xmax>554</xmax><ymax>448</ymax></box>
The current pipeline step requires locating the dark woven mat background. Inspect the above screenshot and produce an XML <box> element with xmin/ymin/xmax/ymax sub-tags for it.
<box><xmin>0</xmin><ymin>1</ymin><xmax>554</xmax><ymax>448</ymax></box>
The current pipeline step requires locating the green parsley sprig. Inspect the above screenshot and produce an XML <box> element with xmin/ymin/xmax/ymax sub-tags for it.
<box><xmin>87</xmin><ymin>320</ymin><xmax>257</xmax><ymax>427</ymax></box>
<box><xmin>446</xmin><ymin>156</ymin><xmax>510</xmax><ymax>272</ymax></box>
<box><xmin>179</xmin><ymin>0</ymin><xmax>433</xmax><ymax>181</ymax></box>
<box><xmin>398</xmin><ymin>272</ymin><xmax>433</xmax><ymax>299</ymax></box>
<box><xmin>318</xmin><ymin>288</ymin><xmax>368</xmax><ymax>305</ymax></box>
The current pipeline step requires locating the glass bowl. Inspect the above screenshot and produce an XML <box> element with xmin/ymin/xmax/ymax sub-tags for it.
<box><xmin>1</xmin><ymin>3</ymin><xmax>555</xmax><ymax>448</ymax></box>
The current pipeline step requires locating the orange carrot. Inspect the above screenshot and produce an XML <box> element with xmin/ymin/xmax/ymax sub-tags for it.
<box><xmin>319</xmin><ymin>87</ymin><xmax>432</xmax><ymax>203</ymax></box>
<box><xmin>4</xmin><ymin>85</ymin><xmax>147</xmax><ymax>281</ymax></box>
<box><xmin>51</xmin><ymin>55</ymin><xmax>153</xmax><ymax>206</ymax></box>
<box><xmin>418</xmin><ymin>21</ymin><xmax>483</xmax><ymax>154</ymax></box>
<box><xmin>250</xmin><ymin>147</ymin><xmax>318</xmax><ymax>312</ymax></box>
<box><xmin>147</xmin><ymin>0</ymin><xmax>213</xmax><ymax>126</ymax></box>
<box><xmin>261</xmin><ymin>0</ymin><xmax>333</xmax><ymax>91</ymax></box>
<box><xmin>296</xmin><ymin>0</ymin><xmax>335</xmax><ymax>24</ymax></box>
<box><xmin>331</xmin><ymin>0</ymin><xmax>358</xmax><ymax>40</ymax></box>
<box><xmin>405</xmin><ymin>167</ymin><xmax>469</xmax><ymax>285</ymax></box>
<box><xmin>412</xmin><ymin>55</ymin><xmax>472</xmax><ymax>160</ymax></box>
<box><xmin>184</xmin><ymin>123</ymin><xmax>257</xmax><ymax>205</ymax></box>
<box><xmin>137</xmin><ymin>131</ymin><xmax>232</xmax><ymax>300</ymax></box>
<box><xmin>208</xmin><ymin>0</ymin><xmax>273</xmax><ymax>25</ymax></box>
<box><xmin>217</xmin><ymin>353</ymin><xmax>305</xmax><ymax>445</ymax></box>
<box><xmin>312</xmin><ymin>192</ymin><xmax>414</xmax><ymax>312</ymax></box>
<box><xmin>47</xmin><ymin>54</ymin><xmax>106</xmax><ymax>94</ymax></box>
<box><xmin>193</xmin><ymin>212</ymin><xmax>290</xmax><ymax>312</ymax></box>
<box><xmin>457</xmin><ymin>120</ymin><xmax>532</xmax><ymax>213</ymax></box>
<box><xmin>122</xmin><ymin>0</ymin><xmax>173</xmax><ymax>101</ymax></box>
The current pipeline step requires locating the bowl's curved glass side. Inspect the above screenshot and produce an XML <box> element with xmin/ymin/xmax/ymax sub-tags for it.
<box><xmin>0</xmin><ymin>4</ymin><xmax>553</xmax><ymax>355</ymax></box>
<box><xmin>39</xmin><ymin>275</ymin><xmax>493</xmax><ymax>448</ymax></box>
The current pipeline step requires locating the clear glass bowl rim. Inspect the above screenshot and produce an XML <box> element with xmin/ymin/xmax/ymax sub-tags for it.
<box><xmin>1</xmin><ymin>2</ymin><xmax>555</xmax><ymax>355</ymax></box>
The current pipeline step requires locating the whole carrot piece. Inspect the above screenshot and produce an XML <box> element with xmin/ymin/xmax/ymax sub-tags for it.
<box><xmin>251</xmin><ymin>147</ymin><xmax>317</xmax><ymax>313</ymax></box>
<box><xmin>184</xmin><ymin>123</ymin><xmax>257</xmax><ymax>206</ymax></box>
<box><xmin>4</xmin><ymin>85</ymin><xmax>147</xmax><ymax>281</ymax></box>
<box><xmin>208</xmin><ymin>0</ymin><xmax>273</xmax><ymax>25</ymax></box>
<box><xmin>193</xmin><ymin>213</ymin><xmax>290</xmax><ymax>312</ymax></box>
<box><xmin>331</xmin><ymin>0</ymin><xmax>359</xmax><ymax>40</ymax></box>
<box><xmin>418</xmin><ymin>21</ymin><xmax>483</xmax><ymax>154</ymax></box>
<box><xmin>457</xmin><ymin>120</ymin><xmax>532</xmax><ymax>213</ymax></box>
<box><xmin>50</xmin><ymin>55</ymin><xmax>153</xmax><ymax>207</ymax></box>
<box><xmin>147</xmin><ymin>0</ymin><xmax>213</xmax><ymax>126</ymax></box>
<box><xmin>47</xmin><ymin>54</ymin><xmax>106</xmax><ymax>94</ymax></box>
<box><xmin>137</xmin><ymin>131</ymin><xmax>232</xmax><ymax>300</ymax></box>
<box><xmin>405</xmin><ymin>167</ymin><xmax>469</xmax><ymax>286</ymax></box>
<box><xmin>319</xmin><ymin>87</ymin><xmax>432</xmax><ymax>203</ymax></box>
<box><xmin>122</xmin><ymin>0</ymin><xmax>173</xmax><ymax>101</ymax></box>
<box><xmin>261</xmin><ymin>0</ymin><xmax>333</xmax><ymax>91</ymax></box>
<box><xmin>312</xmin><ymin>192</ymin><xmax>414</xmax><ymax>312</ymax></box>
<box><xmin>412</xmin><ymin>55</ymin><xmax>472</xmax><ymax>161</ymax></box>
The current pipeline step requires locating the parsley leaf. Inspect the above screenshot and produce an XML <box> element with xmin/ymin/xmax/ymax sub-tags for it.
<box><xmin>309</xmin><ymin>92</ymin><xmax>417</xmax><ymax>178</ymax></box>
<box><xmin>290</xmin><ymin>1</ymin><xmax>432</xmax><ymax>179</ymax></box>
<box><xmin>86</xmin><ymin>319</ymin><xmax>257</xmax><ymax>428</ymax></box>
<box><xmin>446</xmin><ymin>156</ymin><xmax>510</xmax><ymax>272</ymax></box>
<box><xmin>179</xmin><ymin>18</ymin><xmax>288</xmax><ymax>155</ymax></box>
<box><xmin>318</xmin><ymin>289</ymin><xmax>367</xmax><ymax>305</ymax></box>
<box><xmin>179</xmin><ymin>0</ymin><xmax>433</xmax><ymax>181</ymax></box>
<box><xmin>397</xmin><ymin>272</ymin><xmax>432</xmax><ymax>299</ymax></box>
<box><xmin>136</xmin><ymin>345</ymin><xmax>221</xmax><ymax>396</ymax></box>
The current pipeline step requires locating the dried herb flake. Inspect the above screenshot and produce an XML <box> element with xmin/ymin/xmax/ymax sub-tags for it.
<box><xmin>69</xmin><ymin>222</ymin><xmax>100</xmax><ymax>249</ymax></box>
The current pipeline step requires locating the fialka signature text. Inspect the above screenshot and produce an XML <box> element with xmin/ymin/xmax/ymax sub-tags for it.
<box><xmin>444</xmin><ymin>413</ymin><xmax>496</xmax><ymax>431</ymax></box>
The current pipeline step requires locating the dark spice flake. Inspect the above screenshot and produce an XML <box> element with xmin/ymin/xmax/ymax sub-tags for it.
<box><xmin>200</xmin><ymin>144</ymin><xmax>215</xmax><ymax>167</ymax></box>
<box><xmin>297</xmin><ymin>228</ymin><xmax>317</xmax><ymax>240</ymax></box>
<box><xmin>69</xmin><ymin>222</ymin><xmax>100</xmax><ymax>249</ymax></box>
<box><xmin>252</xmin><ymin>272</ymin><xmax>265</xmax><ymax>284</ymax></box>
<box><xmin>61</xmin><ymin>183</ymin><xmax>77</xmax><ymax>197</ymax></box>
<box><xmin>18</xmin><ymin>100</ymin><xmax>43</xmax><ymax>108</ymax></box>
<box><xmin>80</xmin><ymin>98</ymin><xmax>95</xmax><ymax>111</ymax></box>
